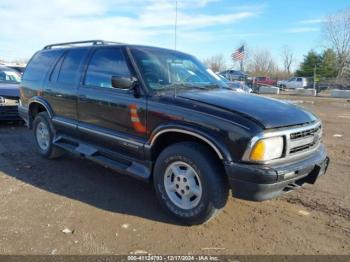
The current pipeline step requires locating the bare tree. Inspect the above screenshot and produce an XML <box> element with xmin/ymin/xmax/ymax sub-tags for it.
<box><xmin>281</xmin><ymin>45</ymin><xmax>294</xmax><ymax>75</ymax></box>
<box><xmin>203</xmin><ymin>54</ymin><xmax>226</xmax><ymax>73</ymax></box>
<box><xmin>247</xmin><ymin>49</ymin><xmax>276</xmax><ymax>76</ymax></box>
<box><xmin>323</xmin><ymin>9</ymin><xmax>350</xmax><ymax>77</ymax></box>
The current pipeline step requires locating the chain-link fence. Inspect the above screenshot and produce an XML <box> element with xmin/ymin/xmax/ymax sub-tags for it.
<box><xmin>317</xmin><ymin>77</ymin><xmax>350</xmax><ymax>91</ymax></box>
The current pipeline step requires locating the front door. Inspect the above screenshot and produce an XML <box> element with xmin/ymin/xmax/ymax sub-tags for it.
<box><xmin>77</xmin><ymin>47</ymin><xmax>147</xmax><ymax>159</ymax></box>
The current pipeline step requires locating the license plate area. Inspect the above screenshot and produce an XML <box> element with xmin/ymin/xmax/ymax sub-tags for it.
<box><xmin>304</xmin><ymin>157</ymin><xmax>330</xmax><ymax>184</ymax></box>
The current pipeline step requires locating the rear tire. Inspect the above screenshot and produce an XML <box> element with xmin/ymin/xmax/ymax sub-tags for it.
<box><xmin>153</xmin><ymin>142</ymin><xmax>229</xmax><ymax>225</ymax></box>
<box><xmin>33</xmin><ymin>112</ymin><xmax>64</xmax><ymax>159</ymax></box>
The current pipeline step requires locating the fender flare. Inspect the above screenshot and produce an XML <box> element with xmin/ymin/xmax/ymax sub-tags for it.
<box><xmin>28</xmin><ymin>97</ymin><xmax>54</xmax><ymax>118</ymax></box>
<box><xmin>146</xmin><ymin>124</ymin><xmax>232</xmax><ymax>162</ymax></box>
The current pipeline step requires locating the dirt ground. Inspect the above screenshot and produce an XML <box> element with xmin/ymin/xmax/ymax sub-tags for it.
<box><xmin>0</xmin><ymin>95</ymin><xmax>349</xmax><ymax>255</ymax></box>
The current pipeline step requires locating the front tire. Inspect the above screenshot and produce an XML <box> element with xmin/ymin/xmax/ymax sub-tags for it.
<box><xmin>33</xmin><ymin>112</ymin><xmax>64</xmax><ymax>159</ymax></box>
<box><xmin>153</xmin><ymin>142</ymin><xmax>229</xmax><ymax>225</ymax></box>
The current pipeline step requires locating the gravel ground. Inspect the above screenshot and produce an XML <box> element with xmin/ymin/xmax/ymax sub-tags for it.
<box><xmin>0</xmin><ymin>95</ymin><xmax>349</xmax><ymax>255</ymax></box>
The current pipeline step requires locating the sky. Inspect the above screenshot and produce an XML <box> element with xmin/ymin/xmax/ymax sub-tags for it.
<box><xmin>0</xmin><ymin>0</ymin><xmax>349</xmax><ymax>69</ymax></box>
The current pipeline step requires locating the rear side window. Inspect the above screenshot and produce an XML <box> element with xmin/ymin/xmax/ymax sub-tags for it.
<box><xmin>23</xmin><ymin>50</ymin><xmax>62</xmax><ymax>81</ymax></box>
<box><xmin>57</xmin><ymin>49</ymin><xmax>88</xmax><ymax>84</ymax></box>
<box><xmin>84</xmin><ymin>48</ymin><xmax>131</xmax><ymax>88</ymax></box>
<box><xmin>50</xmin><ymin>55</ymin><xmax>64</xmax><ymax>82</ymax></box>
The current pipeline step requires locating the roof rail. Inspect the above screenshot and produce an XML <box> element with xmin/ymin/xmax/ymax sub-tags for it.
<box><xmin>43</xmin><ymin>40</ymin><xmax>123</xmax><ymax>49</ymax></box>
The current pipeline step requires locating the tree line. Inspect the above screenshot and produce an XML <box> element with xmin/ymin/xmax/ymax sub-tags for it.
<box><xmin>204</xmin><ymin>9</ymin><xmax>350</xmax><ymax>81</ymax></box>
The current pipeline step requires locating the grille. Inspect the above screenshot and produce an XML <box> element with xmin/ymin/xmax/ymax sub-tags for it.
<box><xmin>289</xmin><ymin>124</ymin><xmax>321</xmax><ymax>155</ymax></box>
<box><xmin>290</xmin><ymin>142</ymin><xmax>317</xmax><ymax>154</ymax></box>
<box><xmin>290</xmin><ymin>125</ymin><xmax>321</xmax><ymax>140</ymax></box>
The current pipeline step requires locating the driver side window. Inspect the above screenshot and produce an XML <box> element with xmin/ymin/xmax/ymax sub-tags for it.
<box><xmin>84</xmin><ymin>48</ymin><xmax>131</xmax><ymax>89</ymax></box>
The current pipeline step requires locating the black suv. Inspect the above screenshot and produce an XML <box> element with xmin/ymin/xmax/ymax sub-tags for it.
<box><xmin>19</xmin><ymin>40</ymin><xmax>329</xmax><ymax>225</ymax></box>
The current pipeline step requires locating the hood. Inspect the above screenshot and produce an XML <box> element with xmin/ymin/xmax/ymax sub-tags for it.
<box><xmin>0</xmin><ymin>82</ymin><xmax>20</xmax><ymax>97</ymax></box>
<box><xmin>177</xmin><ymin>89</ymin><xmax>317</xmax><ymax>129</ymax></box>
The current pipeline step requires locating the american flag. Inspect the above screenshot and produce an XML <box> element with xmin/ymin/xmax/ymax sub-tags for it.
<box><xmin>232</xmin><ymin>45</ymin><xmax>245</xmax><ymax>61</ymax></box>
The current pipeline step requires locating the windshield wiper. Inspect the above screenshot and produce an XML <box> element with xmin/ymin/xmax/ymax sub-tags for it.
<box><xmin>153</xmin><ymin>82</ymin><xmax>219</xmax><ymax>93</ymax></box>
<box><xmin>172</xmin><ymin>83</ymin><xmax>219</xmax><ymax>90</ymax></box>
<box><xmin>201</xmin><ymin>84</ymin><xmax>220</xmax><ymax>89</ymax></box>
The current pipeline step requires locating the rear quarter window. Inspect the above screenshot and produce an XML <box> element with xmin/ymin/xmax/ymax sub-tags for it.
<box><xmin>23</xmin><ymin>50</ymin><xmax>63</xmax><ymax>81</ymax></box>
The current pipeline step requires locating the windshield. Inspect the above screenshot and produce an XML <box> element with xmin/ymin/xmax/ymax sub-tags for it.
<box><xmin>131</xmin><ymin>47</ymin><xmax>226</xmax><ymax>91</ymax></box>
<box><xmin>218</xmin><ymin>74</ymin><xmax>230</xmax><ymax>83</ymax></box>
<box><xmin>0</xmin><ymin>70</ymin><xmax>21</xmax><ymax>83</ymax></box>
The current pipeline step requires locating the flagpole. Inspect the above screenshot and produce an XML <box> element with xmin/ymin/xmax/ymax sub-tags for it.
<box><xmin>240</xmin><ymin>44</ymin><xmax>244</xmax><ymax>72</ymax></box>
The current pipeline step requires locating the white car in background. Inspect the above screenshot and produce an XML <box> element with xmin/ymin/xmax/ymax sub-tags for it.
<box><xmin>278</xmin><ymin>77</ymin><xmax>308</xmax><ymax>89</ymax></box>
<box><xmin>217</xmin><ymin>74</ymin><xmax>252</xmax><ymax>93</ymax></box>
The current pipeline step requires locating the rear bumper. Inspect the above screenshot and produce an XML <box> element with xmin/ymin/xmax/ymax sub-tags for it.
<box><xmin>18</xmin><ymin>105</ymin><xmax>29</xmax><ymax>125</ymax></box>
<box><xmin>0</xmin><ymin>105</ymin><xmax>21</xmax><ymax>120</ymax></box>
<box><xmin>225</xmin><ymin>144</ymin><xmax>329</xmax><ymax>201</ymax></box>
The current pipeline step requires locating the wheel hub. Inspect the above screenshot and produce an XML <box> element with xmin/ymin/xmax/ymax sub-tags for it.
<box><xmin>164</xmin><ymin>161</ymin><xmax>202</xmax><ymax>210</ymax></box>
<box><xmin>36</xmin><ymin>121</ymin><xmax>50</xmax><ymax>151</ymax></box>
<box><xmin>175</xmin><ymin>175</ymin><xmax>191</xmax><ymax>196</ymax></box>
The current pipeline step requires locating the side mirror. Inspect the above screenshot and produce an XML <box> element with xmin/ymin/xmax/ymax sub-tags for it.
<box><xmin>111</xmin><ymin>76</ymin><xmax>138</xmax><ymax>90</ymax></box>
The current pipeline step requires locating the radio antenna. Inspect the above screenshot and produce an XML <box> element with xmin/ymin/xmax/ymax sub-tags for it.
<box><xmin>173</xmin><ymin>0</ymin><xmax>178</xmax><ymax>98</ymax></box>
<box><xmin>174</xmin><ymin>0</ymin><xmax>178</xmax><ymax>50</ymax></box>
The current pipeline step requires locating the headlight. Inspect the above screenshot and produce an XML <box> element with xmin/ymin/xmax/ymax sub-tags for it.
<box><xmin>250</xmin><ymin>136</ymin><xmax>284</xmax><ymax>161</ymax></box>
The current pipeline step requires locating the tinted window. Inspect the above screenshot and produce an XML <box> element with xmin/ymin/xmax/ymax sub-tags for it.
<box><xmin>50</xmin><ymin>55</ymin><xmax>64</xmax><ymax>82</ymax></box>
<box><xmin>23</xmin><ymin>50</ymin><xmax>62</xmax><ymax>81</ymax></box>
<box><xmin>57</xmin><ymin>49</ymin><xmax>88</xmax><ymax>84</ymax></box>
<box><xmin>85</xmin><ymin>48</ymin><xmax>131</xmax><ymax>88</ymax></box>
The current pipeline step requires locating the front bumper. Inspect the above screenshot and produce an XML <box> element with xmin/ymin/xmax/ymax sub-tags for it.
<box><xmin>225</xmin><ymin>144</ymin><xmax>329</xmax><ymax>201</ymax></box>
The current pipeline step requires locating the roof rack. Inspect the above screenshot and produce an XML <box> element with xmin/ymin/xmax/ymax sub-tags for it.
<box><xmin>43</xmin><ymin>40</ymin><xmax>123</xmax><ymax>49</ymax></box>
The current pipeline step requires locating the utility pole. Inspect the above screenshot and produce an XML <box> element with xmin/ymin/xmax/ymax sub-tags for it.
<box><xmin>313</xmin><ymin>64</ymin><xmax>317</xmax><ymax>90</ymax></box>
<box><xmin>174</xmin><ymin>0</ymin><xmax>178</xmax><ymax>50</ymax></box>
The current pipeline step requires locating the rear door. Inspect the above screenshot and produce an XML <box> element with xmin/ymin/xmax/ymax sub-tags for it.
<box><xmin>45</xmin><ymin>48</ymin><xmax>89</xmax><ymax>135</ymax></box>
<box><xmin>77</xmin><ymin>46</ymin><xmax>147</xmax><ymax>159</ymax></box>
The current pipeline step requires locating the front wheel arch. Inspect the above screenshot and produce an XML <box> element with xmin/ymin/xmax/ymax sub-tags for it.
<box><xmin>148</xmin><ymin>127</ymin><xmax>232</xmax><ymax>163</ymax></box>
